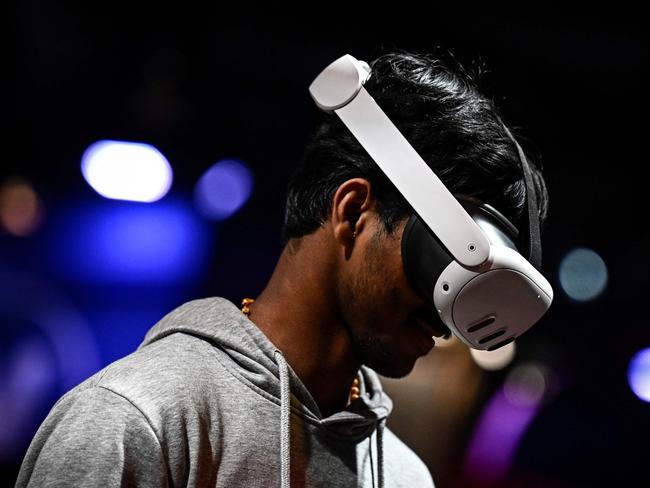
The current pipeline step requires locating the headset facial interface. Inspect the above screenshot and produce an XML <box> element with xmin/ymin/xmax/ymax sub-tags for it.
<box><xmin>309</xmin><ymin>54</ymin><xmax>553</xmax><ymax>350</ymax></box>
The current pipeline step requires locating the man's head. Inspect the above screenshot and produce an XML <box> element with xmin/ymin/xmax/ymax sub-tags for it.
<box><xmin>282</xmin><ymin>50</ymin><xmax>549</xmax><ymax>378</ymax></box>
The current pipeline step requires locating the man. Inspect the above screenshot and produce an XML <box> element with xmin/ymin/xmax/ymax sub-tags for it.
<box><xmin>16</xmin><ymin>50</ymin><xmax>548</xmax><ymax>487</ymax></box>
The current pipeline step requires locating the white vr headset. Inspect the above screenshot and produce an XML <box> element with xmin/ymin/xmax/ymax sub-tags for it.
<box><xmin>309</xmin><ymin>54</ymin><xmax>553</xmax><ymax>351</ymax></box>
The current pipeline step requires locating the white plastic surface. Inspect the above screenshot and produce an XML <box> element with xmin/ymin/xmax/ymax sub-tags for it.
<box><xmin>335</xmin><ymin>87</ymin><xmax>491</xmax><ymax>267</ymax></box>
<box><xmin>309</xmin><ymin>55</ymin><xmax>371</xmax><ymax>111</ymax></box>
<box><xmin>433</xmin><ymin>246</ymin><xmax>553</xmax><ymax>349</ymax></box>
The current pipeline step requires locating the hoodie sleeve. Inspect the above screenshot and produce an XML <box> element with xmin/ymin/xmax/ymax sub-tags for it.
<box><xmin>16</xmin><ymin>386</ymin><xmax>169</xmax><ymax>488</ymax></box>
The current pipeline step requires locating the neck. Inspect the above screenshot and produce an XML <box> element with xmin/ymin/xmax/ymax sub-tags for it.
<box><xmin>247</xmin><ymin>232</ymin><xmax>360</xmax><ymax>417</ymax></box>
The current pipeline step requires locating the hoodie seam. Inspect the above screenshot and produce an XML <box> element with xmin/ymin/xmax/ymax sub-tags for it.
<box><xmin>142</xmin><ymin>328</ymin><xmax>321</xmax><ymax>426</ymax></box>
<box><xmin>208</xmin><ymin>344</ymin><xmax>325</xmax><ymax>428</ymax></box>
<box><xmin>209</xmin><ymin>344</ymin><xmax>382</xmax><ymax>442</ymax></box>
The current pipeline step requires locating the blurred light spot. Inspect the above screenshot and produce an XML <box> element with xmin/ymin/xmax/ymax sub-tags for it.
<box><xmin>464</xmin><ymin>362</ymin><xmax>549</xmax><ymax>483</ymax></box>
<box><xmin>7</xmin><ymin>339</ymin><xmax>56</xmax><ymax>399</ymax></box>
<box><xmin>50</xmin><ymin>199</ymin><xmax>212</xmax><ymax>284</ymax></box>
<box><xmin>0</xmin><ymin>272</ymin><xmax>100</xmax><ymax>460</ymax></box>
<box><xmin>503</xmin><ymin>362</ymin><xmax>548</xmax><ymax>407</ymax></box>
<box><xmin>0</xmin><ymin>179</ymin><xmax>43</xmax><ymax>236</ymax></box>
<box><xmin>194</xmin><ymin>159</ymin><xmax>253</xmax><ymax>220</ymax></box>
<box><xmin>628</xmin><ymin>348</ymin><xmax>650</xmax><ymax>403</ymax></box>
<box><xmin>470</xmin><ymin>342</ymin><xmax>516</xmax><ymax>371</ymax></box>
<box><xmin>0</xmin><ymin>272</ymin><xmax>100</xmax><ymax>391</ymax></box>
<box><xmin>81</xmin><ymin>140</ymin><xmax>173</xmax><ymax>202</ymax></box>
<box><xmin>559</xmin><ymin>248</ymin><xmax>607</xmax><ymax>301</ymax></box>
<box><xmin>0</xmin><ymin>338</ymin><xmax>56</xmax><ymax>458</ymax></box>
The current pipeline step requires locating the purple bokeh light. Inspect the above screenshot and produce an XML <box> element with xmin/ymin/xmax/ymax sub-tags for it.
<box><xmin>194</xmin><ymin>159</ymin><xmax>253</xmax><ymax>220</ymax></box>
<box><xmin>464</xmin><ymin>363</ymin><xmax>549</xmax><ymax>483</ymax></box>
<box><xmin>628</xmin><ymin>348</ymin><xmax>650</xmax><ymax>403</ymax></box>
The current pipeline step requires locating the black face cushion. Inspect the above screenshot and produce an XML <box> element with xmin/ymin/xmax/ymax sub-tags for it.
<box><xmin>401</xmin><ymin>196</ymin><xmax>520</xmax><ymax>303</ymax></box>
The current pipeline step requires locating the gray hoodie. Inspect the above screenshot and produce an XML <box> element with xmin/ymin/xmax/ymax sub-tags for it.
<box><xmin>16</xmin><ymin>297</ymin><xmax>435</xmax><ymax>487</ymax></box>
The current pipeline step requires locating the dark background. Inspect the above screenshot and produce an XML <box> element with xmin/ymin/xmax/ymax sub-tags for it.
<box><xmin>6</xmin><ymin>4</ymin><xmax>649</xmax><ymax>487</ymax></box>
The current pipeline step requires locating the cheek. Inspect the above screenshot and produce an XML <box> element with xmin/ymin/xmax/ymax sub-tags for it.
<box><xmin>339</xmin><ymin>222</ymin><xmax>418</xmax><ymax>332</ymax></box>
<box><xmin>357</xmin><ymin>244</ymin><xmax>412</xmax><ymax>328</ymax></box>
<box><xmin>340</xmin><ymin>264</ymin><xmax>382</xmax><ymax>325</ymax></box>
<box><xmin>337</xmin><ymin>254</ymin><xmax>391</xmax><ymax>331</ymax></box>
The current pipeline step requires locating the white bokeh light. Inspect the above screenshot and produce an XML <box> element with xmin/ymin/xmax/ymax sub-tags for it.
<box><xmin>81</xmin><ymin>140</ymin><xmax>173</xmax><ymax>202</ymax></box>
<box><xmin>559</xmin><ymin>247</ymin><xmax>608</xmax><ymax>302</ymax></box>
<box><xmin>470</xmin><ymin>341</ymin><xmax>516</xmax><ymax>371</ymax></box>
<box><xmin>503</xmin><ymin>363</ymin><xmax>548</xmax><ymax>407</ymax></box>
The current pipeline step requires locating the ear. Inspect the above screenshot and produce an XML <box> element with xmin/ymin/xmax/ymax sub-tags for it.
<box><xmin>330</xmin><ymin>178</ymin><xmax>375</xmax><ymax>252</ymax></box>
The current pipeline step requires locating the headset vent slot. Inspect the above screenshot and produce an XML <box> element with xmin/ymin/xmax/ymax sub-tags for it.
<box><xmin>478</xmin><ymin>329</ymin><xmax>506</xmax><ymax>344</ymax></box>
<box><xmin>487</xmin><ymin>337</ymin><xmax>515</xmax><ymax>351</ymax></box>
<box><xmin>467</xmin><ymin>317</ymin><xmax>496</xmax><ymax>333</ymax></box>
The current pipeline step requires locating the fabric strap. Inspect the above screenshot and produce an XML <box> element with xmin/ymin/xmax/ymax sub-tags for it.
<box><xmin>499</xmin><ymin>121</ymin><xmax>542</xmax><ymax>270</ymax></box>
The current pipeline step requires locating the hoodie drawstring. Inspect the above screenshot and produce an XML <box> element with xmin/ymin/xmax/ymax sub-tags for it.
<box><xmin>368</xmin><ymin>418</ymin><xmax>385</xmax><ymax>488</ymax></box>
<box><xmin>274</xmin><ymin>350</ymin><xmax>291</xmax><ymax>488</ymax></box>
<box><xmin>274</xmin><ymin>352</ymin><xmax>386</xmax><ymax>488</ymax></box>
<box><xmin>377</xmin><ymin>419</ymin><xmax>385</xmax><ymax>488</ymax></box>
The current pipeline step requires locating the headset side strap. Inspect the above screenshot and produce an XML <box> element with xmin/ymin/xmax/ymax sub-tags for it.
<box><xmin>500</xmin><ymin>123</ymin><xmax>542</xmax><ymax>269</ymax></box>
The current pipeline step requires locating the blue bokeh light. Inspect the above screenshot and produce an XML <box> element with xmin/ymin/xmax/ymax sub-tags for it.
<box><xmin>628</xmin><ymin>348</ymin><xmax>650</xmax><ymax>403</ymax></box>
<box><xmin>49</xmin><ymin>199</ymin><xmax>213</xmax><ymax>284</ymax></box>
<box><xmin>0</xmin><ymin>272</ymin><xmax>100</xmax><ymax>460</ymax></box>
<box><xmin>559</xmin><ymin>248</ymin><xmax>608</xmax><ymax>302</ymax></box>
<box><xmin>194</xmin><ymin>159</ymin><xmax>253</xmax><ymax>220</ymax></box>
<box><xmin>81</xmin><ymin>140</ymin><xmax>173</xmax><ymax>202</ymax></box>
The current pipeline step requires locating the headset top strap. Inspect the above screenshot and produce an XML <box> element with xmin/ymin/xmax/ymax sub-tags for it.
<box><xmin>499</xmin><ymin>122</ymin><xmax>542</xmax><ymax>270</ymax></box>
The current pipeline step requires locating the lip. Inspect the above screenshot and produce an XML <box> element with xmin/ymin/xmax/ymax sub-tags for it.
<box><xmin>409</xmin><ymin>320</ymin><xmax>435</xmax><ymax>353</ymax></box>
<box><xmin>407</xmin><ymin>316</ymin><xmax>436</xmax><ymax>353</ymax></box>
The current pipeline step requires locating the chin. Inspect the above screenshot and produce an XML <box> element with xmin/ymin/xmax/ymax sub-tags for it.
<box><xmin>366</xmin><ymin>357</ymin><xmax>417</xmax><ymax>379</ymax></box>
<box><xmin>350</xmin><ymin>326</ymin><xmax>426</xmax><ymax>379</ymax></box>
<box><xmin>357</xmin><ymin>340</ymin><xmax>420</xmax><ymax>379</ymax></box>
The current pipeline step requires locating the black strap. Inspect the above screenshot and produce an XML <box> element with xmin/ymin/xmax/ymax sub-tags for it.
<box><xmin>499</xmin><ymin>122</ymin><xmax>542</xmax><ymax>270</ymax></box>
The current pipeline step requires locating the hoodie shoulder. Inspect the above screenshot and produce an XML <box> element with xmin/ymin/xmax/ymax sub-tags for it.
<box><xmin>83</xmin><ymin>296</ymin><xmax>285</xmax><ymax>425</ymax></box>
<box><xmin>16</xmin><ymin>385</ymin><xmax>168</xmax><ymax>488</ymax></box>
<box><xmin>383</xmin><ymin>428</ymin><xmax>436</xmax><ymax>487</ymax></box>
<box><xmin>97</xmin><ymin>331</ymin><xmax>224</xmax><ymax>404</ymax></box>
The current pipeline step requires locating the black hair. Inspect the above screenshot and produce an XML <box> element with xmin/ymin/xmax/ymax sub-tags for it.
<box><xmin>282</xmin><ymin>50</ymin><xmax>548</xmax><ymax>244</ymax></box>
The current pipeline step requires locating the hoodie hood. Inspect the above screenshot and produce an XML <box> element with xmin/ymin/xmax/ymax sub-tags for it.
<box><xmin>18</xmin><ymin>296</ymin><xmax>434</xmax><ymax>488</ymax></box>
<box><xmin>139</xmin><ymin>297</ymin><xmax>393</xmax><ymax>441</ymax></box>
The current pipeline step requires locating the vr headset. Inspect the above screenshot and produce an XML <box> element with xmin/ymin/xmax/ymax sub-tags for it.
<box><xmin>309</xmin><ymin>54</ymin><xmax>553</xmax><ymax>351</ymax></box>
